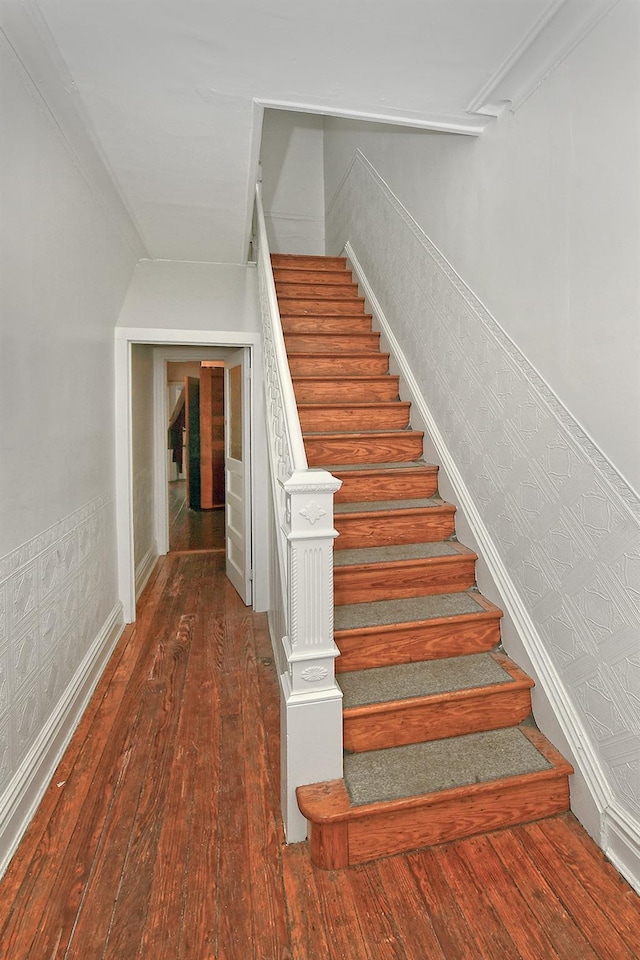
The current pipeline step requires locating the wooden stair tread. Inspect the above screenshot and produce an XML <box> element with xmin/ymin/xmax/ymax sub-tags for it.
<box><xmin>293</xmin><ymin>375</ymin><xmax>398</xmax><ymax>401</ymax></box>
<box><xmin>288</xmin><ymin>354</ymin><xmax>391</xmax><ymax>377</ymax></box>
<box><xmin>271</xmin><ymin>254</ymin><xmax>347</xmax><ymax>270</ymax></box>
<box><xmin>334</xmin><ymin>591</ymin><xmax>497</xmax><ymax>633</ymax></box>
<box><xmin>298</xmin><ymin>401</ymin><xmax>410</xmax><ymax>411</ymax></box>
<box><xmin>305</xmin><ymin>429</ymin><xmax>423</xmax><ymax>438</ymax></box>
<box><xmin>335</xmin><ymin>595</ymin><xmax>503</xmax><ymax>672</ymax></box>
<box><xmin>305</xmin><ymin>431</ymin><xmax>424</xmax><ymax>467</ymax></box>
<box><xmin>282</xmin><ymin>314</ymin><xmax>372</xmax><ymax>325</ymax></box>
<box><xmin>338</xmin><ymin>652</ymin><xmax>528</xmax><ymax>708</ymax></box>
<box><xmin>285</xmin><ymin>334</ymin><xmax>379</xmax><ymax>351</ymax></box>
<box><xmin>292</xmin><ymin>377</ymin><xmax>397</xmax><ymax>384</ymax></box>
<box><xmin>292</xmin><ymin>352</ymin><xmax>388</xmax><ymax>358</ymax></box>
<box><xmin>333</xmin><ymin>541</ymin><xmax>461</xmax><ymax>566</ymax></box>
<box><xmin>340</xmin><ymin>652</ymin><xmax>534</xmax><ymax>753</ymax></box>
<box><xmin>333</xmin><ymin>543</ymin><xmax>475</xmax><ymax>600</ymax></box>
<box><xmin>298</xmin><ymin>727</ymin><xmax>572</xmax><ymax>820</ymax></box>
<box><xmin>299</xmin><ymin>727</ymin><xmax>572</xmax><ymax>867</ymax></box>
<box><xmin>284</xmin><ymin>316</ymin><xmax>373</xmax><ymax>334</ymax></box>
<box><xmin>275</xmin><ymin>283</ymin><xmax>360</xmax><ymax>299</ymax></box>
<box><xmin>327</xmin><ymin>460</ymin><xmax>435</xmax><ymax>472</ymax></box>
<box><xmin>334</xmin><ymin>496</ymin><xmax>450</xmax><ymax>514</ymax></box>
<box><xmin>298</xmin><ymin>402</ymin><xmax>410</xmax><ymax>432</ymax></box>
<box><xmin>272</xmin><ymin>268</ymin><xmax>353</xmax><ymax>283</ymax></box>
<box><xmin>281</xmin><ymin>300</ymin><xmax>367</xmax><ymax>316</ymax></box>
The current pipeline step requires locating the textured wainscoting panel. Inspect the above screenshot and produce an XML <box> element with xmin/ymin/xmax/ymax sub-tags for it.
<box><xmin>326</xmin><ymin>151</ymin><xmax>640</xmax><ymax>875</ymax></box>
<box><xmin>0</xmin><ymin>495</ymin><xmax>119</xmax><ymax>802</ymax></box>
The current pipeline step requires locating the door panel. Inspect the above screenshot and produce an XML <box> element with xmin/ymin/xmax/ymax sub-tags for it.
<box><xmin>184</xmin><ymin>376</ymin><xmax>201</xmax><ymax>509</ymax></box>
<box><xmin>224</xmin><ymin>348</ymin><xmax>252</xmax><ymax>604</ymax></box>
<box><xmin>199</xmin><ymin>367</ymin><xmax>214</xmax><ymax>510</ymax></box>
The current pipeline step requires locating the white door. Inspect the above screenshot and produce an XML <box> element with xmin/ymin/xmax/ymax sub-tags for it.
<box><xmin>224</xmin><ymin>347</ymin><xmax>252</xmax><ymax>604</ymax></box>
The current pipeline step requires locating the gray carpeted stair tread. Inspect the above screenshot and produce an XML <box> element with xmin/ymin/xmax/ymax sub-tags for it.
<box><xmin>335</xmin><ymin>497</ymin><xmax>442</xmax><ymax>514</ymax></box>
<box><xmin>334</xmin><ymin>542</ymin><xmax>459</xmax><ymax>566</ymax></box>
<box><xmin>338</xmin><ymin>653</ymin><xmax>512</xmax><ymax>707</ymax></box>
<box><xmin>344</xmin><ymin>727</ymin><xmax>552</xmax><ymax>806</ymax></box>
<box><xmin>335</xmin><ymin>592</ymin><xmax>485</xmax><ymax>631</ymax></box>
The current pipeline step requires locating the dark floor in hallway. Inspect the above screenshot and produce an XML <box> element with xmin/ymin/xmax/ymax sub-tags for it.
<box><xmin>0</xmin><ymin>553</ymin><xmax>639</xmax><ymax>959</ymax></box>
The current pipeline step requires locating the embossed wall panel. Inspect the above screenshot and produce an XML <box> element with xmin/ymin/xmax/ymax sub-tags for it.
<box><xmin>0</xmin><ymin>496</ymin><xmax>117</xmax><ymax>797</ymax></box>
<box><xmin>326</xmin><ymin>152</ymin><xmax>640</xmax><ymax>835</ymax></box>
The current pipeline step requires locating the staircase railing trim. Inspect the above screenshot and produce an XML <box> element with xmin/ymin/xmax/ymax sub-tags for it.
<box><xmin>255</xmin><ymin>181</ymin><xmax>307</xmax><ymax>471</ymax></box>
<box><xmin>255</xmin><ymin>183</ymin><xmax>344</xmax><ymax>842</ymax></box>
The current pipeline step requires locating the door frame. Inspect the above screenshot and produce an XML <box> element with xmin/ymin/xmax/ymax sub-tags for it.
<box><xmin>223</xmin><ymin>346</ymin><xmax>253</xmax><ymax>605</ymax></box>
<box><xmin>115</xmin><ymin>327</ymin><xmax>265</xmax><ymax>623</ymax></box>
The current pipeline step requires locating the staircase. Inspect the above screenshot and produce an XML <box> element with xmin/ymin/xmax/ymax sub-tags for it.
<box><xmin>271</xmin><ymin>253</ymin><xmax>573</xmax><ymax>870</ymax></box>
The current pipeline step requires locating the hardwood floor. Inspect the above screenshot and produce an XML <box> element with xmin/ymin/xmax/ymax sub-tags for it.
<box><xmin>1</xmin><ymin>554</ymin><xmax>639</xmax><ymax>959</ymax></box>
<box><xmin>169</xmin><ymin>479</ymin><xmax>225</xmax><ymax>552</ymax></box>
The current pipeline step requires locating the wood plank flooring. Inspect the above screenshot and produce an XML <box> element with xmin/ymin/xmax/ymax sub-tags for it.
<box><xmin>169</xmin><ymin>480</ymin><xmax>225</xmax><ymax>552</ymax></box>
<box><xmin>1</xmin><ymin>553</ymin><xmax>639</xmax><ymax>959</ymax></box>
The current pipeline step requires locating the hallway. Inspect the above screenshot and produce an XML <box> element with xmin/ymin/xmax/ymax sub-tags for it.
<box><xmin>168</xmin><ymin>480</ymin><xmax>226</xmax><ymax>553</ymax></box>
<box><xmin>0</xmin><ymin>554</ymin><xmax>639</xmax><ymax>959</ymax></box>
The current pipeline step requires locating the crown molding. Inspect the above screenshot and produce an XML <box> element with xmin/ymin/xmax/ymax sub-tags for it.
<box><xmin>468</xmin><ymin>0</ymin><xmax>621</xmax><ymax>117</ymax></box>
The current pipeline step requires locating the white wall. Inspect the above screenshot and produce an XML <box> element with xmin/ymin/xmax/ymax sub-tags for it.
<box><xmin>0</xmin><ymin>33</ymin><xmax>138</xmax><ymax>873</ymax></box>
<box><xmin>131</xmin><ymin>345</ymin><xmax>156</xmax><ymax>590</ymax></box>
<box><xmin>116</xmin><ymin>260</ymin><xmax>270</xmax><ymax>614</ymax></box>
<box><xmin>118</xmin><ymin>260</ymin><xmax>262</xmax><ymax>333</ymax></box>
<box><xmin>260</xmin><ymin>110</ymin><xmax>325</xmax><ymax>255</ymax></box>
<box><xmin>323</xmin><ymin>0</ymin><xmax>640</xmax><ymax>890</ymax></box>
<box><xmin>324</xmin><ymin>0</ymin><xmax>640</xmax><ymax>495</ymax></box>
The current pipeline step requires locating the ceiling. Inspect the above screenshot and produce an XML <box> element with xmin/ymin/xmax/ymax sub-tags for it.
<box><xmin>6</xmin><ymin>0</ymin><xmax>618</xmax><ymax>263</ymax></box>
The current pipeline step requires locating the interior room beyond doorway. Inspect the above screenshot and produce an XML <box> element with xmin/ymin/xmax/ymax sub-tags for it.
<box><xmin>166</xmin><ymin>359</ymin><xmax>225</xmax><ymax>553</ymax></box>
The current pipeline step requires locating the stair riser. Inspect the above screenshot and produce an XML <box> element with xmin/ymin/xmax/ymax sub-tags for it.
<box><xmin>343</xmin><ymin>687</ymin><xmax>533</xmax><ymax>752</ymax></box>
<box><xmin>276</xmin><ymin>283</ymin><xmax>361</xmax><ymax>300</ymax></box>
<box><xmin>298</xmin><ymin>405</ymin><xmax>410</xmax><ymax>433</ymax></box>
<box><xmin>285</xmin><ymin>334</ymin><xmax>380</xmax><ymax>353</ymax></box>
<box><xmin>293</xmin><ymin>378</ymin><xmax>399</xmax><ymax>403</ymax></box>
<box><xmin>271</xmin><ymin>255</ymin><xmax>347</xmax><ymax>271</ymax></box>
<box><xmin>335</xmin><ymin>615</ymin><xmax>502</xmax><ymax>672</ymax></box>
<box><xmin>280</xmin><ymin>299</ymin><xmax>366</xmax><ymax>317</ymax></box>
<box><xmin>283</xmin><ymin>316</ymin><xmax>372</xmax><ymax>334</ymax></box>
<box><xmin>335</xmin><ymin>471</ymin><xmax>438</xmax><ymax>502</ymax></box>
<box><xmin>273</xmin><ymin>269</ymin><xmax>353</xmax><ymax>284</ymax></box>
<box><xmin>334</xmin><ymin>556</ymin><xmax>475</xmax><ymax>604</ymax></box>
<box><xmin>289</xmin><ymin>355</ymin><xmax>390</xmax><ymax>377</ymax></box>
<box><xmin>305</xmin><ymin>433</ymin><xmax>423</xmax><ymax>465</ymax></box>
<box><xmin>309</xmin><ymin>777</ymin><xmax>571</xmax><ymax>869</ymax></box>
<box><xmin>334</xmin><ymin>510</ymin><xmax>456</xmax><ymax>550</ymax></box>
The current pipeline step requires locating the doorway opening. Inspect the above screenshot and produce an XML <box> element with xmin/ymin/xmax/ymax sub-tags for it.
<box><xmin>116</xmin><ymin>331</ymin><xmax>264</xmax><ymax>625</ymax></box>
<box><xmin>167</xmin><ymin>359</ymin><xmax>226</xmax><ymax>553</ymax></box>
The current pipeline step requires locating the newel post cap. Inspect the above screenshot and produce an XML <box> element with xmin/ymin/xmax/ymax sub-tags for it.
<box><xmin>282</xmin><ymin>469</ymin><xmax>342</xmax><ymax>539</ymax></box>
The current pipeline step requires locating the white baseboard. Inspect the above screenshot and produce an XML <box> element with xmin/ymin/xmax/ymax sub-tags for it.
<box><xmin>606</xmin><ymin>804</ymin><xmax>640</xmax><ymax>895</ymax></box>
<box><xmin>0</xmin><ymin>603</ymin><xmax>125</xmax><ymax>878</ymax></box>
<box><xmin>345</xmin><ymin>240</ymin><xmax>640</xmax><ymax>895</ymax></box>
<box><xmin>135</xmin><ymin>543</ymin><xmax>158</xmax><ymax>600</ymax></box>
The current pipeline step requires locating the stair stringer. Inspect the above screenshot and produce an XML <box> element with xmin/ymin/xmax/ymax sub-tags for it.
<box><xmin>343</xmin><ymin>240</ymin><xmax>613</xmax><ymax>858</ymax></box>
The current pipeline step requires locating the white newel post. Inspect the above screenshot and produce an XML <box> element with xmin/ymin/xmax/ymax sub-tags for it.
<box><xmin>280</xmin><ymin>468</ymin><xmax>344</xmax><ymax>842</ymax></box>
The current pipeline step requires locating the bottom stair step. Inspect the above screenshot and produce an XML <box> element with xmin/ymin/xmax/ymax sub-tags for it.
<box><xmin>297</xmin><ymin>726</ymin><xmax>573</xmax><ymax>868</ymax></box>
